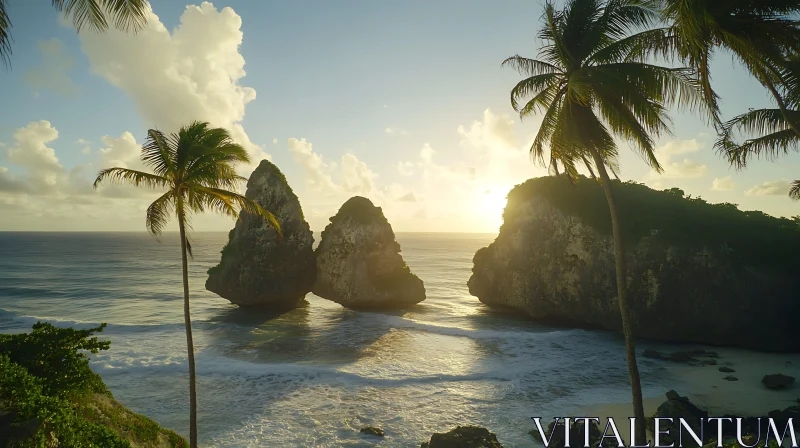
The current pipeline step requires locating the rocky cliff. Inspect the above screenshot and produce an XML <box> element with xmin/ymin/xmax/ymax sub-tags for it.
<box><xmin>313</xmin><ymin>196</ymin><xmax>425</xmax><ymax>309</ymax></box>
<box><xmin>206</xmin><ymin>160</ymin><xmax>315</xmax><ymax>309</ymax></box>
<box><xmin>468</xmin><ymin>176</ymin><xmax>800</xmax><ymax>351</ymax></box>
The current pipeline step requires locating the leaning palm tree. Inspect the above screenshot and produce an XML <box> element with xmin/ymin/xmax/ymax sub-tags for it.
<box><xmin>1</xmin><ymin>0</ymin><xmax>149</xmax><ymax>66</ymax></box>
<box><xmin>503</xmin><ymin>0</ymin><xmax>706</xmax><ymax>442</ymax></box>
<box><xmin>653</xmin><ymin>0</ymin><xmax>800</xmax><ymax>130</ymax></box>
<box><xmin>94</xmin><ymin>121</ymin><xmax>280</xmax><ymax>448</ymax></box>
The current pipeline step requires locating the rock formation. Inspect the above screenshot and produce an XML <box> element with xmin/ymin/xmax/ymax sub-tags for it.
<box><xmin>206</xmin><ymin>160</ymin><xmax>315</xmax><ymax>309</ymax></box>
<box><xmin>468</xmin><ymin>176</ymin><xmax>800</xmax><ymax>351</ymax></box>
<box><xmin>313</xmin><ymin>196</ymin><xmax>425</xmax><ymax>309</ymax></box>
<box><xmin>421</xmin><ymin>426</ymin><xmax>502</xmax><ymax>448</ymax></box>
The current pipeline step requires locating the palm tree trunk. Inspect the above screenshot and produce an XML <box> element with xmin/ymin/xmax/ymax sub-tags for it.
<box><xmin>588</xmin><ymin>147</ymin><xmax>647</xmax><ymax>445</ymax></box>
<box><xmin>177</xmin><ymin>209</ymin><xmax>199</xmax><ymax>448</ymax></box>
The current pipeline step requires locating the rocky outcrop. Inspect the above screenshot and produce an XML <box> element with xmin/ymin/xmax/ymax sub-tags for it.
<box><xmin>313</xmin><ymin>196</ymin><xmax>425</xmax><ymax>309</ymax></box>
<box><xmin>206</xmin><ymin>160</ymin><xmax>315</xmax><ymax>309</ymax></box>
<box><xmin>468</xmin><ymin>176</ymin><xmax>800</xmax><ymax>351</ymax></box>
<box><xmin>421</xmin><ymin>426</ymin><xmax>502</xmax><ymax>448</ymax></box>
<box><xmin>762</xmin><ymin>374</ymin><xmax>795</xmax><ymax>390</ymax></box>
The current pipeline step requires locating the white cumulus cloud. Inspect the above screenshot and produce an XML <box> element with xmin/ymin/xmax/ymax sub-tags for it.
<box><xmin>712</xmin><ymin>177</ymin><xmax>735</xmax><ymax>191</ymax></box>
<box><xmin>745</xmin><ymin>180</ymin><xmax>791</xmax><ymax>197</ymax></box>
<box><xmin>649</xmin><ymin>139</ymin><xmax>709</xmax><ymax>179</ymax></box>
<box><xmin>77</xmin><ymin>2</ymin><xmax>268</xmax><ymax>172</ymax></box>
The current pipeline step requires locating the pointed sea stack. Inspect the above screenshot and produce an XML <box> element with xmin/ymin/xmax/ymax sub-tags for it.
<box><xmin>206</xmin><ymin>160</ymin><xmax>315</xmax><ymax>310</ymax></box>
<box><xmin>313</xmin><ymin>196</ymin><xmax>425</xmax><ymax>309</ymax></box>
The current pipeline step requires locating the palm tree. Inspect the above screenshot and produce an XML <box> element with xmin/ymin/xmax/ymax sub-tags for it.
<box><xmin>503</xmin><ymin>0</ymin><xmax>706</xmax><ymax>442</ymax></box>
<box><xmin>654</xmin><ymin>0</ymin><xmax>800</xmax><ymax>130</ymax></box>
<box><xmin>715</xmin><ymin>71</ymin><xmax>800</xmax><ymax>200</ymax></box>
<box><xmin>93</xmin><ymin>121</ymin><xmax>280</xmax><ymax>448</ymax></box>
<box><xmin>1</xmin><ymin>0</ymin><xmax>149</xmax><ymax>66</ymax></box>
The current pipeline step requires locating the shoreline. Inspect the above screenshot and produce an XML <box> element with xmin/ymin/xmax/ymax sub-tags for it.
<box><xmin>576</xmin><ymin>346</ymin><xmax>800</xmax><ymax>444</ymax></box>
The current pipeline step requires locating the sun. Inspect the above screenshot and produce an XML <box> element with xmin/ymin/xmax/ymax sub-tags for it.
<box><xmin>478</xmin><ymin>186</ymin><xmax>511</xmax><ymax>232</ymax></box>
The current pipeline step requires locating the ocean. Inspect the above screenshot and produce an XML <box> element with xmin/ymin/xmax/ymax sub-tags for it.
<box><xmin>0</xmin><ymin>232</ymin><xmax>679</xmax><ymax>447</ymax></box>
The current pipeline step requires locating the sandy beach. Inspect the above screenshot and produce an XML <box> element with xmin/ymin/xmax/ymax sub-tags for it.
<box><xmin>577</xmin><ymin>346</ymin><xmax>800</xmax><ymax>444</ymax></box>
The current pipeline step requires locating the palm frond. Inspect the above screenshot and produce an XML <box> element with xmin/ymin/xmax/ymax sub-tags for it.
<box><xmin>142</xmin><ymin>129</ymin><xmax>176</xmax><ymax>176</ymax></box>
<box><xmin>93</xmin><ymin>167</ymin><xmax>170</xmax><ymax>190</ymax></box>
<box><xmin>501</xmin><ymin>56</ymin><xmax>560</xmax><ymax>77</ymax></box>
<box><xmin>790</xmin><ymin>179</ymin><xmax>800</xmax><ymax>200</ymax></box>
<box><xmin>189</xmin><ymin>185</ymin><xmax>282</xmax><ymax>236</ymax></box>
<box><xmin>145</xmin><ymin>191</ymin><xmax>175</xmax><ymax>236</ymax></box>
<box><xmin>513</xmin><ymin>74</ymin><xmax>563</xmax><ymax>114</ymax></box>
<box><xmin>715</xmin><ymin>107</ymin><xmax>800</xmax><ymax>167</ymax></box>
<box><xmin>0</xmin><ymin>0</ymin><xmax>11</xmax><ymax>68</ymax></box>
<box><xmin>51</xmin><ymin>0</ymin><xmax>148</xmax><ymax>33</ymax></box>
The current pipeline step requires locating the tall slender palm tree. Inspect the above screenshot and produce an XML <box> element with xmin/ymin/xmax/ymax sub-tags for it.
<box><xmin>654</xmin><ymin>0</ymin><xmax>800</xmax><ymax>130</ymax></box>
<box><xmin>93</xmin><ymin>121</ymin><xmax>280</xmax><ymax>448</ymax></box>
<box><xmin>503</xmin><ymin>0</ymin><xmax>706</xmax><ymax>442</ymax></box>
<box><xmin>1</xmin><ymin>0</ymin><xmax>149</xmax><ymax>66</ymax></box>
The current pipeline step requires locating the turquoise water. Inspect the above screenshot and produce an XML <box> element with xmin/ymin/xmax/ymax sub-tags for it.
<box><xmin>0</xmin><ymin>232</ymin><xmax>675</xmax><ymax>447</ymax></box>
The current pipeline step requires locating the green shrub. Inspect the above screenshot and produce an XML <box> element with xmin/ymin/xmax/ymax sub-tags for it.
<box><xmin>0</xmin><ymin>322</ymin><xmax>187</xmax><ymax>447</ymax></box>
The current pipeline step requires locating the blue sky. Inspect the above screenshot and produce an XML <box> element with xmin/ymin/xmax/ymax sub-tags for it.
<box><xmin>0</xmin><ymin>0</ymin><xmax>797</xmax><ymax>233</ymax></box>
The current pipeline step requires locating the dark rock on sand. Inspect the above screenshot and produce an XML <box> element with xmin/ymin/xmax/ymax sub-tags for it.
<box><xmin>718</xmin><ymin>366</ymin><xmax>735</xmax><ymax>373</ymax></box>
<box><xmin>762</xmin><ymin>374</ymin><xmax>795</xmax><ymax>390</ymax></box>
<box><xmin>723</xmin><ymin>376</ymin><xmax>738</xmax><ymax>381</ymax></box>
<box><xmin>420</xmin><ymin>426</ymin><xmax>502</xmax><ymax>448</ymax></box>
<box><xmin>648</xmin><ymin>391</ymin><xmax>708</xmax><ymax>447</ymax></box>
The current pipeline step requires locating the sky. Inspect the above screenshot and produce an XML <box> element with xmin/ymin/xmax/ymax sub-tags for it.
<box><xmin>0</xmin><ymin>0</ymin><xmax>798</xmax><ymax>234</ymax></box>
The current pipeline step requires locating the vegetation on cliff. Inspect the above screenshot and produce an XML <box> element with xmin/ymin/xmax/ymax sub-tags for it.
<box><xmin>504</xmin><ymin>175</ymin><xmax>800</xmax><ymax>274</ymax></box>
<box><xmin>0</xmin><ymin>322</ymin><xmax>186</xmax><ymax>448</ymax></box>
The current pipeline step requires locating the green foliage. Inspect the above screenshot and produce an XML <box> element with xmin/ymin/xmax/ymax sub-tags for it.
<box><xmin>505</xmin><ymin>175</ymin><xmax>800</xmax><ymax>274</ymax></box>
<box><xmin>0</xmin><ymin>323</ymin><xmax>187</xmax><ymax>448</ymax></box>
<box><xmin>0</xmin><ymin>324</ymin><xmax>127</xmax><ymax>447</ymax></box>
<box><xmin>0</xmin><ymin>322</ymin><xmax>110</xmax><ymax>398</ymax></box>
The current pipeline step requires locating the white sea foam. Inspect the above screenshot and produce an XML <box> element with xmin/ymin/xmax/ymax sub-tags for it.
<box><xmin>0</xmin><ymin>232</ymin><xmax>678</xmax><ymax>447</ymax></box>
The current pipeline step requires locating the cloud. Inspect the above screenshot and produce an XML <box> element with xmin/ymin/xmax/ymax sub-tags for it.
<box><xmin>712</xmin><ymin>176</ymin><xmax>735</xmax><ymax>191</ymax></box>
<box><xmin>287</xmin><ymin>138</ymin><xmax>376</xmax><ymax>196</ymax></box>
<box><xmin>287</xmin><ymin>138</ymin><xmax>338</xmax><ymax>191</ymax></box>
<box><xmin>649</xmin><ymin>139</ymin><xmax>709</xmax><ymax>179</ymax></box>
<box><xmin>385</xmin><ymin>127</ymin><xmax>408</xmax><ymax>136</ymax></box>
<box><xmin>385</xmin><ymin>108</ymin><xmax>543</xmax><ymax>232</ymax></box>
<box><xmin>77</xmin><ymin>2</ymin><xmax>268</xmax><ymax>172</ymax></box>
<box><xmin>396</xmin><ymin>161</ymin><xmax>415</xmax><ymax>176</ymax></box>
<box><xmin>5</xmin><ymin>121</ymin><xmax>63</xmax><ymax>192</ymax></box>
<box><xmin>399</xmin><ymin>191</ymin><xmax>420</xmax><ymax>202</ymax></box>
<box><xmin>23</xmin><ymin>38</ymin><xmax>78</xmax><ymax>96</ymax></box>
<box><xmin>99</xmin><ymin>132</ymin><xmax>143</xmax><ymax>169</ymax></box>
<box><xmin>745</xmin><ymin>180</ymin><xmax>791</xmax><ymax>197</ymax></box>
<box><xmin>457</xmin><ymin>109</ymin><xmax>517</xmax><ymax>151</ymax></box>
<box><xmin>0</xmin><ymin>121</ymin><xmax>153</xmax><ymax>199</ymax></box>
